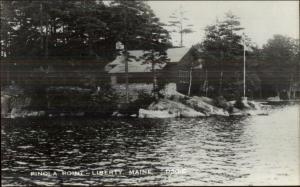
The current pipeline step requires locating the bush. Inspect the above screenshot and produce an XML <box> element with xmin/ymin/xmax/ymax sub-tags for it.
<box><xmin>40</xmin><ymin>83</ymin><xmax>119</xmax><ymax>116</ymax></box>
<box><xmin>87</xmin><ymin>86</ymin><xmax>119</xmax><ymax>116</ymax></box>
<box><xmin>235</xmin><ymin>97</ymin><xmax>245</xmax><ymax>110</ymax></box>
<box><xmin>123</xmin><ymin>91</ymin><xmax>156</xmax><ymax>115</ymax></box>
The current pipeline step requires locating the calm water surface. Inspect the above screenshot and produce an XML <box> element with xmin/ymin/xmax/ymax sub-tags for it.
<box><xmin>1</xmin><ymin>104</ymin><xmax>299</xmax><ymax>186</ymax></box>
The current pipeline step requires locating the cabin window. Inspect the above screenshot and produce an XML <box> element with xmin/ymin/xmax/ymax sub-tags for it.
<box><xmin>178</xmin><ymin>70</ymin><xmax>189</xmax><ymax>83</ymax></box>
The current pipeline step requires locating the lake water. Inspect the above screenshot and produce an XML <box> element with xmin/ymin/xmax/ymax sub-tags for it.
<box><xmin>1</xmin><ymin>104</ymin><xmax>299</xmax><ymax>186</ymax></box>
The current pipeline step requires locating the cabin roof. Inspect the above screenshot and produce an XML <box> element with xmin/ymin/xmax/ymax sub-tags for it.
<box><xmin>105</xmin><ymin>47</ymin><xmax>190</xmax><ymax>74</ymax></box>
<box><xmin>167</xmin><ymin>47</ymin><xmax>190</xmax><ymax>62</ymax></box>
<box><xmin>109</xmin><ymin>61</ymin><xmax>166</xmax><ymax>74</ymax></box>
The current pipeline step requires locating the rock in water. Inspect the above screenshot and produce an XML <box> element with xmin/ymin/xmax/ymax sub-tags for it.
<box><xmin>181</xmin><ymin>110</ymin><xmax>206</xmax><ymax>118</ymax></box>
<box><xmin>267</xmin><ymin>96</ymin><xmax>280</xmax><ymax>101</ymax></box>
<box><xmin>248</xmin><ymin>100</ymin><xmax>261</xmax><ymax>110</ymax></box>
<box><xmin>10</xmin><ymin>109</ymin><xmax>45</xmax><ymax>118</ymax></box>
<box><xmin>140</xmin><ymin>83</ymin><xmax>239</xmax><ymax>118</ymax></box>
<box><xmin>138</xmin><ymin>109</ymin><xmax>178</xmax><ymax>118</ymax></box>
<box><xmin>1</xmin><ymin>94</ymin><xmax>11</xmax><ymax>117</ymax></box>
<box><xmin>185</xmin><ymin>96</ymin><xmax>229</xmax><ymax>116</ymax></box>
<box><xmin>148</xmin><ymin>99</ymin><xmax>205</xmax><ymax>118</ymax></box>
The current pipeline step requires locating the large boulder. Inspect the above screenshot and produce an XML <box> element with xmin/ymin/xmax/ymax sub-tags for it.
<box><xmin>248</xmin><ymin>100</ymin><xmax>261</xmax><ymax>110</ymax></box>
<box><xmin>230</xmin><ymin>98</ymin><xmax>263</xmax><ymax>116</ymax></box>
<box><xmin>138</xmin><ymin>109</ymin><xmax>178</xmax><ymax>118</ymax></box>
<box><xmin>185</xmin><ymin>96</ymin><xmax>229</xmax><ymax>116</ymax></box>
<box><xmin>1</xmin><ymin>94</ymin><xmax>11</xmax><ymax>117</ymax></box>
<box><xmin>234</xmin><ymin>98</ymin><xmax>261</xmax><ymax>110</ymax></box>
<box><xmin>198</xmin><ymin>96</ymin><xmax>214</xmax><ymax>105</ymax></box>
<box><xmin>181</xmin><ymin>109</ymin><xmax>206</xmax><ymax>118</ymax></box>
<box><xmin>267</xmin><ymin>96</ymin><xmax>280</xmax><ymax>101</ymax></box>
<box><xmin>139</xmin><ymin>99</ymin><xmax>205</xmax><ymax>117</ymax></box>
<box><xmin>10</xmin><ymin>108</ymin><xmax>45</xmax><ymax>118</ymax></box>
<box><xmin>215</xmin><ymin>96</ymin><xmax>232</xmax><ymax>110</ymax></box>
<box><xmin>230</xmin><ymin>107</ymin><xmax>248</xmax><ymax>116</ymax></box>
<box><xmin>159</xmin><ymin>83</ymin><xmax>187</xmax><ymax>101</ymax></box>
<box><xmin>148</xmin><ymin>99</ymin><xmax>205</xmax><ymax>118</ymax></box>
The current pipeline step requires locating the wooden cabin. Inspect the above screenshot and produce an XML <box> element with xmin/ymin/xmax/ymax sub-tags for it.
<box><xmin>164</xmin><ymin>46</ymin><xmax>204</xmax><ymax>95</ymax></box>
<box><xmin>104</xmin><ymin>47</ymin><xmax>204</xmax><ymax>92</ymax></box>
<box><xmin>105</xmin><ymin>47</ymin><xmax>205</xmax><ymax>94</ymax></box>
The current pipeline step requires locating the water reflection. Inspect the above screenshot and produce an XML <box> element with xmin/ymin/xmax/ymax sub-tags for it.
<box><xmin>1</xmin><ymin>105</ymin><xmax>299</xmax><ymax>185</ymax></box>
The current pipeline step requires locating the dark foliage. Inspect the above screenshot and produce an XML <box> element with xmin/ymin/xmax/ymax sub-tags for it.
<box><xmin>0</xmin><ymin>0</ymin><xmax>171</xmax><ymax>60</ymax></box>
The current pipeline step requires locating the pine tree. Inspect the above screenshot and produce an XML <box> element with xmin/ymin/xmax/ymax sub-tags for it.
<box><xmin>1</xmin><ymin>0</ymin><xmax>170</xmax><ymax>62</ymax></box>
<box><xmin>106</xmin><ymin>1</ymin><xmax>171</xmax><ymax>101</ymax></box>
<box><xmin>167</xmin><ymin>5</ymin><xmax>194</xmax><ymax>47</ymax></box>
<box><xmin>139</xmin><ymin>4</ymin><xmax>170</xmax><ymax>98</ymax></box>
<box><xmin>0</xmin><ymin>1</ymin><xmax>13</xmax><ymax>57</ymax></box>
<box><xmin>201</xmin><ymin>11</ymin><xmax>245</xmax><ymax>96</ymax></box>
<box><xmin>108</xmin><ymin>1</ymin><xmax>145</xmax><ymax>102</ymax></box>
<box><xmin>262</xmin><ymin>35</ymin><xmax>299</xmax><ymax>99</ymax></box>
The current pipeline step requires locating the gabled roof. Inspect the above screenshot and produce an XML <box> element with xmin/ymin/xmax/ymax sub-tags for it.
<box><xmin>105</xmin><ymin>47</ymin><xmax>190</xmax><ymax>74</ymax></box>
<box><xmin>109</xmin><ymin>61</ymin><xmax>166</xmax><ymax>74</ymax></box>
<box><xmin>167</xmin><ymin>47</ymin><xmax>190</xmax><ymax>62</ymax></box>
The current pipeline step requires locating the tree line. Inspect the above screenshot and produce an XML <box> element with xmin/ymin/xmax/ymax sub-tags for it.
<box><xmin>0</xmin><ymin>0</ymin><xmax>171</xmax><ymax>60</ymax></box>
<box><xmin>198</xmin><ymin>12</ymin><xmax>299</xmax><ymax>99</ymax></box>
<box><xmin>1</xmin><ymin>1</ymin><xmax>299</xmax><ymax>99</ymax></box>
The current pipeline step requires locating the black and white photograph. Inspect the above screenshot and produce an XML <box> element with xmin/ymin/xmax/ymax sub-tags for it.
<box><xmin>1</xmin><ymin>0</ymin><xmax>299</xmax><ymax>186</ymax></box>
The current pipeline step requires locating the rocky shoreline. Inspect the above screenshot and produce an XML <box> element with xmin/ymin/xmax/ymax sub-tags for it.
<box><xmin>139</xmin><ymin>83</ymin><xmax>264</xmax><ymax>118</ymax></box>
<box><xmin>1</xmin><ymin>83</ymin><xmax>266</xmax><ymax>119</ymax></box>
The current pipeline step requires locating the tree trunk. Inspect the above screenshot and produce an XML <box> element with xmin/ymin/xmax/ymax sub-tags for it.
<box><xmin>152</xmin><ymin>62</ymin><xmax>158</xmax><ymax>99</ymax></box>
<box><xmin>40</xmin><ymin>3</ymin><xmax>44</xmax><ymax>52</ymax></box>
<box><xmin>288</xmin><ymin>75</ymin><xmax>293</xmax><ymax>100</ymax></box>
<box><xmin>276</xmin><ymin>86</ymin><xmax>280</xmax><ymax>98</ymax></box>
<box><xmin>5</xmin><ymin>30</ymin><xmax>9</xmax><ymax>57</ymax></box>
<box><xmin>219</xmin><ymin>52</ymin><xmax>224</xmax><ymax>96</ymax></box>
<box><xmin>292</xmin><ymin>88</ymin><xmax>296</xmax><ymax>100</ymax></box>
<box><xmin>202</xmin><ymin>69</ymin><xmax>208</xmax><ymax>97</ymax></box>
<box><xmin>180</xmin><ymin>23</ymin><xmax>183</xmax><ymax>47</ymax></box>
<box><xmin>88</xmin><ymin>31</ymin><xmax>94</xmax><ymax>56</ymax></box>
<box><xmin>188</xmin><ymin>67</ymin><xmax>192</xmax><ymax>96</ymax></box>
<box><xmin>45</xmin><ymin>13</ymin><xmax>49</xmax><ymax>58</ymax></box>
<box><xmin>124</xmin><ymin>50</ymin><xmax>129</xmax><ymax>103</ymax></box>
<box><xmin>219</xmin><ymin>71</ymin><xmax>223</xmax><ymax>96</ymax></box>
<box><xmin>124</xmin><ymin>7</ymin><xmax>129</xmax><ymax>103</ymax></box>
<box><xmin>259</xmin><ymin>85</ymin><xmax>262</xmax><ymax>99</ymax></box>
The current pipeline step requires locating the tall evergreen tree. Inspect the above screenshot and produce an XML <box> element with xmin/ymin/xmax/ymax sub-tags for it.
<box><xmin>167</xmin><ymin>5</ymin><xmax>194</xmax><ymax>47</ymax></box>
<box><xmin>139</xmin><ymin>4</ymin><xmax>170</xmax><ymax>98</ymax></box>
<box><xmin>201</xmin><ymin>12</ymin><xmax>247</xmax><ymax>96</ymax></box>
<box><xmin>261</xmin><ymin>35</ymin><xmax>299</xmax><ymax>98</ymax></box>
<box><xmin>1</xmin><ymin>0</ymin><xmax>171</xmax><ymax>61</ymax></box>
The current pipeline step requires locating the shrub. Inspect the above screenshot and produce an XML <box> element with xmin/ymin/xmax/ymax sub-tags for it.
<box><xmin>124</xmin><ymin>91</ymin><xmax>156</xmax><ymax>115</ymax></box>
<box><xmin>235</xmin><ymin>97</ymin><xmax>245</xmax><ymax>110</ymax></box>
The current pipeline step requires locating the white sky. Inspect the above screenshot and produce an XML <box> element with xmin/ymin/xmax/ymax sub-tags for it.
<box><xmin>148</xmin><ymin>1</ymin><xmax>299</xmax><ymax>48</ymax></box>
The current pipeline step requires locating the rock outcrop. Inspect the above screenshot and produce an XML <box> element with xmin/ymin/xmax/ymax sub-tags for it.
<box><xmin>138</xmin><ymin>83</ymin><xmax>263</xmax><ymax>118</ymax></box>
<box><xmin>185</xmin><ymin>96</ymin><xmax>229</xmax><ymax>116</ymax></box>
<box><xmin>10</xmin><ymin>109</ymin><xmax>45</xmax><ymax>119</ymax></box>
<box><xmin>139</xmin><ymin>109</ymin><xmax>178</xmax><ymax>118</ymax></box>
<box><xmin>147</xmin><ymin>99</ymin><xmax>205</xmax><ymax>118</ymax></box>
<box><xmin>1</xmin><ymin>86</ymin><xmax>46</xmax><ymax>119</ymax></box>
<box><xmin>1</xmin><ymin>94</ymin><xmax>11</xmax><ymax>118</ymax></box>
